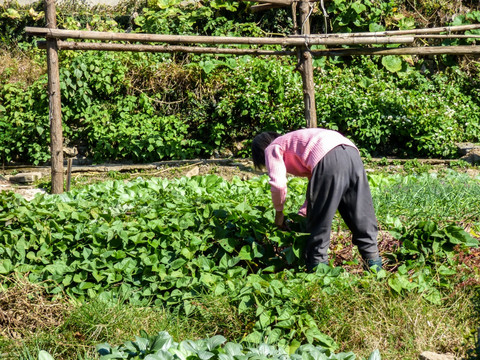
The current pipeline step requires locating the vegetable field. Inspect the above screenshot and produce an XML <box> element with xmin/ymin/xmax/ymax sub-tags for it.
<box><xmin>1</xmin><ymin>167</ymin><xmax>480</xmax><ymax>359</ymax></box>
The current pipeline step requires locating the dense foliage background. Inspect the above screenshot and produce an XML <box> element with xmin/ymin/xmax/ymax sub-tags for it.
<box><xmin>1</xmin><ymin>0</ymin><xmax>480</xmax><ymax>165</ymax></box>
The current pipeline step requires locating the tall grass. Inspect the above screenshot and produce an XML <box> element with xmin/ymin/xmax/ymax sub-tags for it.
<box><xmin>2</xmin><ymin>275</ymin><xmax>477</xmax><ymax>360</ymax></box>
<box><xmin>371</xmin><ymin>170</ymin><xmax>480</xmax><ymax>227</ymax></box>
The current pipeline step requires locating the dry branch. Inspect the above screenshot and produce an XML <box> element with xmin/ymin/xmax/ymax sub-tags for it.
<box><xmin>414</xmin><ymin>34</ymin><xmax>480</xmax><ymax>39</ymax></box>
<box><xmin>26</xmin><ymin>27</ymin><xmax>415</xmax><ymax>46</ymax></box>
<box><xmin>251</xmin><ymin>3</ymin><xmax>286</xmax><ymax>12</ymax></box>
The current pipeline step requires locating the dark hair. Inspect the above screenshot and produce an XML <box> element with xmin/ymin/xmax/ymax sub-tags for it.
<box><xmin>251</xmin><ymin>131</ymin><xmax>281</xmax><ymax>170</ymax></box>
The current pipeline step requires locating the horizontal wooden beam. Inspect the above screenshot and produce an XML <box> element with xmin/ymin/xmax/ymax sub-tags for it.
<box><xmin>415</xmin><ymin>34</ymin><xmax>480</xmax><ymax>39</ymax></box>
<box><xmin>37</xmin><ymin>40</ymin><xmax>296</xmax><ymax>55</ymax></box>
<box><xmin>310</xmin><ymin>45</ymin><xmax>480</xmax><ymax>56</ymax></box>
<box><xmin>290</xmin><ymin>24</ymin><xmax>480</xmax><ymax>38</ymax></box>
<box><xmin>26</xmin><ymin>27</ymin><xmax>415</xmax><ymax>46</ymax></box>
<box><xmin>251</xmin><ymin>3</ymin><xmax>286</xmax><ymax>12</ymax></box>
<box><xmin>241</xmin><ymin>0</ymin><xmax>293</xmax><ymax>5</ymax></box>
<box><xmin>36</xmin><ymin>40</ymin><xmax>480</xmax><ymax>57</ymax></box>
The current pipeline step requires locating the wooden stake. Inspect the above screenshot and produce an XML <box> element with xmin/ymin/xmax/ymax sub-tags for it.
<box><xmin>66</xmin><ymin>158</ymin><xmax>72</xmax><ymax>192</ymax></box>
<box><xmin>297</xmin><ymin>0</ymin><xmax>317</xmax><ymax>128</ymax></box>
<box><xmin>45</xmin><ymin>0</ymin><xmax>64</xmax><ymax>194</ymax></box>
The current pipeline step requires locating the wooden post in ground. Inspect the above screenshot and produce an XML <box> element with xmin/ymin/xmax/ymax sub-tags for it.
<box><xmin>296</xmin><ymin>0</ymin><xmax>317</xmax><ymax>128</ymax></box>
<box><xmin>45</xmin><ymin>0</ymin><xmax>64</xmax><ymax>193</ymax></box>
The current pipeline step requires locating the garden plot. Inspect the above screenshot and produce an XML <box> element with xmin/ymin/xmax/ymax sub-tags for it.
<box><xmin>0</xmin><ymin>166</ymin><xmax>479</xmax><ymax>360</ymax></box>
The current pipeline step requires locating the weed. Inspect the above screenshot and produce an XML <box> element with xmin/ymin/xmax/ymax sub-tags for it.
<box><xmin>449</xmin><ymin>159</ymin><xmax>472</xmax><ymax>170</ymax></box>
<box><xmin>106</xmin><ymin>171</ymin><xmax>130</xmax><ymax>181</ymax></box>
<box><xmin>403</xmin><ymin>159</ymin><xmax>433</xmax><ymax>175</ymax></box>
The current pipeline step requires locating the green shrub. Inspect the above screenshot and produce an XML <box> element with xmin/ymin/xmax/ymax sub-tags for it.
<box><xmin>82</xmin><ymin>97</ymin><xmax>202</xmax><ymax>162</ymax></box>
<box><xmin>0</xmin><ymin>79</ymin><xmax>51</xmax><ymax>165</ymax></box>
<box><xmin>316</xmin><ymin>59</ymin><xmax>480</xmax><ymax>157</ymax></box>
<box><xmin>189</xmin><ymin>56</ymin><xmax>305</xmax><ymax>152</ymax></box>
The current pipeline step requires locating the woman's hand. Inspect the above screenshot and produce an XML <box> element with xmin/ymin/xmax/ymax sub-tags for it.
<box><xmin>274</xmin><ymin>210</ymin><xmax>292</xmax><ymax>231</ymax></box>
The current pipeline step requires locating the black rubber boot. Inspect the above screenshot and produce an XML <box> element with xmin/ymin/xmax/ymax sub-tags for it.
<box><xmin>307</xmin><ymin>260</ymin><xmax>329</xmax><ymax>273</ymax></box>
<box><xmin>363</xmin><ymin>256</ymin><xmax>382</xmax><ymax>272</ymax></box>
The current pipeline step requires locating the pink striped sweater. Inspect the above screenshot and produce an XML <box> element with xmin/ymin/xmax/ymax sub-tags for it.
<box><xmin>264</xmin><ymin>128</ymin><xmax>357</xmax><ymax>215</ymax></box>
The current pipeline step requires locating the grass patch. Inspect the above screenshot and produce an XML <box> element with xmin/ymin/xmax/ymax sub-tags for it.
<box><xmin>2</xmin><ymin>277</ymin><xmax>478</xmax><ymax>360</ymax></box>
<box><xmin>0</xmin><ymin>47</ymin><xmax>45</xmax><ymax>87</ymax></box>
<box><xmin>371</xmin><ymin>170</ymin><xmax>480</xmax><ymax>226</ymax></box>
<box><xmin>309</xmin><ymin>280</ymin><xmax>477</xmax><ymax>360</ymax></box>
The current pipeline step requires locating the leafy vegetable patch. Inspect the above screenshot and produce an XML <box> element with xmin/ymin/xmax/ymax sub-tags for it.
<box><xmin>1</xmin><ymin>173</ymin><xmax>479</xmax><ymax>347</ymax></box>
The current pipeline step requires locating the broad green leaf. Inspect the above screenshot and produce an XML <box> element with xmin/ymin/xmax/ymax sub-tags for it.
<box><xmin>96</xmin><ymin>343</ymin><xmax>112</xmax><ymax>356</ymax></box>
<box><xmin>38</xmin><ymin>350</ymin><xmax>55</xmax><ymax>360</ymax></box>
<box><xmin>367</xmin><ymin>349</ymin><xmax>381</xmax><ymax>360</ymax></box>
<box><xmin>200</xmin><ymin>60</ymin><xmax>216</xmax><ymax>74</ymax></box>
<box><xmin>335</xmin><ymin>352</ymin><xmax>356</xmax><ymax>360</ymax></box>
<box><xmin>381</xmin><ymin>56</ymin><xmax>403</xmax><ymax>73</ymax></box>
<box><xmin>5</xmin><ymin>8</ymin><xmax>21</xmax><ymax>19</ymax></box>
<box><xmin>0</xmin><ymin>259</ymin><xmax>14</xmax><ymax>274</ymax></box>
<box><xmin>304</xmin><ymin>329</ymin><xmax>337</xmax><ymax>350</ymax></box>
<box><xmin>206</xmin><ymin>335</ymin><xmax>226</xmax><ymax>351</ymax></box>
<box><xmin>145</xmin><ymin>354</ymin><xmax>163</xmax><ymax>360</ymax></box>
<box><xmin>243</xmin><ymin>331</ymin><xmax>263</xmax><ymax>344</ymax></box>
<box><xmin>152</xmin><ymin>350</ymin><xmax>173</xmax><ymax>360</ymax></box>
<box><xmin>238</xmin><ymin>245</ymin><xmax>254</xmax><ymax>261</ymax></box>
<box><xmin>224</xmin><ymin>342</ymin><xmax>243</xmax><ymax>357</ymax></box>
<box><xmin>424</xmin><ymin>288</ymin><xmax>442</xmax><ymax>305</ymax></box>
<box><xmin>351</xmin><ymin>1</ymin><xmax>366</xmax><ymax>14</ymax></box>
<box><xmin>369</xmin><ymin>23</ymin><xmax>385</xmax><ymax>32</ymax></box>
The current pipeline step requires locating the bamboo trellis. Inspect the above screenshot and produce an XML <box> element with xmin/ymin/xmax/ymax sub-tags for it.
<box><xmin>26</xmin><ymin>0</ymin><xmax>480</xmax><ymax>193</ymax></box>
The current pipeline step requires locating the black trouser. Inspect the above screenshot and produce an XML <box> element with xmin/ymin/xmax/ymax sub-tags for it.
<box><xmin>304</xmin><ymin>145</ymin><xmax>379</xmax><ymax>268</ymax></box>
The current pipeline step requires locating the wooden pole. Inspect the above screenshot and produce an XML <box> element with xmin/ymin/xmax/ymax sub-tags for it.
<box><xmin>66</xmin><ymin>158</ymin><xmax>72</xmax><ymax>192</ymax></box>
<box><xmin>25</xmin><ymin>27</ymin><xmax>415</xmax><ymax>46</ymax></box>
<box><xmin>251</xmin><ymin>3</ymin><xmax>286</xmax><ymax>12</ymax></box>
<box><xmin>291</xmin><ymin>24</ymin><xmax>480</xmax><ymax>38</ymax></box>
<box><xmin>297</xmin><ymin>0</ymin><xmax>317</xmax><ymax>128</ymax></box>
<box><xmin>45</xmin><ymin>0</ymin><xmax>63</xmax><ymax>194</ymax></box>
<box><xmin>37</xmin><ymin>40</ymin><xmax>296</xmax><ymax>55</ymax></box>
<box><xmin>36</xmin><ymin>41</ymin><xmax>480</xmax><ymax>56</ymax></box>
<box><xmin>309</xmin><ymin>45</ymin><xmax>480</xmax><ymax>56</ymax></box>
<box><xmin>243</xmin><ymin>0</ymin><xmax>293</xmax><ymax>5</ymax></box>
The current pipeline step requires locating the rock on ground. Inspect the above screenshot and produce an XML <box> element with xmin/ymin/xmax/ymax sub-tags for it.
<box><xmin>419</xmin><ymin>351</ymin><xmax>456</xmax><ymax>360</ymax></box>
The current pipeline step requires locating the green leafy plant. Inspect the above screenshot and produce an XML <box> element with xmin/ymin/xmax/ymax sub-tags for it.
<box><xmin>92</xmin><ymin>331</ymin><xmax>381</xmax><ymax>360</ymax></box>
<box><xmin>389</xmin><ymin>220</ymin><xmax>478</xmax><ymax>266</ymax></box>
